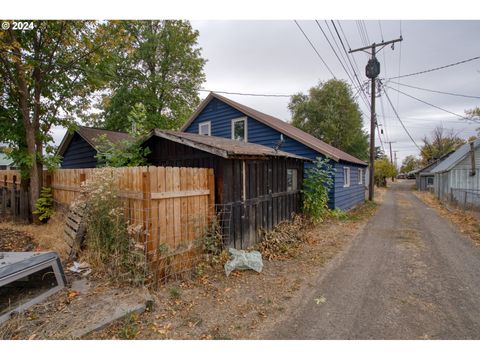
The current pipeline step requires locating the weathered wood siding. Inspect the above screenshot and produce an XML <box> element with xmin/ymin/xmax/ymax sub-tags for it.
<box><xmin>144</xmin><ymin>135</ymin><xmax>304</xmax><ymax>249</ymax></box>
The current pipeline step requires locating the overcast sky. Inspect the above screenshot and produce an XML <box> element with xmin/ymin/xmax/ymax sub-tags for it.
<box><xmin>52</xmin><ymin>20</ymin><xmax>480</xmax><ymax>166</ymax></box>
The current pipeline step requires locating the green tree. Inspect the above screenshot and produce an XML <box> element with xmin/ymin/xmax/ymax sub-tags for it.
<box><xmin>93</xmin><ymin>20</ymin><xmax>206</xmax><ymax>132</ymax></box>
<box><xmin>420</xmin><ymin>126</ymin><xmax>465</xmax><ymax>164</ymax></box>
<box><xmin>94</xmin><ymin>135</ymin><xmax>150</xmax><ymax>167</ymax></box>
<box><xmin>289</xmin><ymin>79</ymin><xmax>369</xmax><ymax>161</ymax></box>
<box><xmin>374</xmin><ymin>159</ymin><xmax>397</xmax><ymax>187</ymax></box>
<box><xmin>0</xmin><ymin>21</ymin><xmax>113</xmax><ymax>220</ymax></box>
<box><xmin>400</xmin><ymin>155</ymin><xmax>420</xmax><ymax>173</ymax></box>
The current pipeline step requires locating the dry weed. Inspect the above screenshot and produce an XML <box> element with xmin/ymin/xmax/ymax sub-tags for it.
<box><xmin>256</xmin><ymin>215</ymin><xmax>309</xmax><ymax>260</ymax></box>
<box><xmin>0</xmin><ymin>210</ymin><xmax>69</xmax><ymax>260</ymax></box>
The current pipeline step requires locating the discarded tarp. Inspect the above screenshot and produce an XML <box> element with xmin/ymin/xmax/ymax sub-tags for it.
<box><xmin>224</xmin><ymin>248</ymin><xmax>263</xmax><ymax>276</ymax></box>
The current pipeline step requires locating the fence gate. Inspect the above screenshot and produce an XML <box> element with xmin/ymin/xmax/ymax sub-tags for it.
<box><xmin>0</xmin><ymin>173</ymin><xmax>30</xmax><ymax>222</ymax></box>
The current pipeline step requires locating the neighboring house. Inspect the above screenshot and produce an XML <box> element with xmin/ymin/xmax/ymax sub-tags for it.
<box><xmin>57</xmin><ymin>126</ymin><xmax>132</xmax><ymax>169</ymax></box>
<box><xmin>181</xmin><ymin>92</ymin><xmax>368</xmax><ymax>210</ymax></box>
<box><xmin>431</xmin><ymin>139</ymin><xmax>480</xmax><ymax>203</ymax></box>
<box><xmin>0</xmin><ymin>153</ymin><xmax>15</xmax><ymax>170</ymax></box>
<box><xmin>141</xmin><ymin>129</ymin><xmax>307</xmax><ymax>249</ymax></box>
<box><xmin>415</xmin><ymin>152</ymin><xmax>453</xmax><ymax>191</ymax></box>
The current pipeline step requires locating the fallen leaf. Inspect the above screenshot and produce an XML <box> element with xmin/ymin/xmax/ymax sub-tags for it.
<box><xmin>314</xmin><ymin>296</ymin><xmax>326</xmax><ymax>305</ymax></box>
<box><xmin>67</xmin><ymin>290</ymin><xmax>80</xmax><ymax>298</ymax></box>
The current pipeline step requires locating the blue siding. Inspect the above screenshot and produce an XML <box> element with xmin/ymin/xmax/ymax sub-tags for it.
<box><xmin>333</xmin><ymin>161</ymin><xmax>367</xmax><ymax>210</ymax></box>
<box><xmin>184</xmin><ymin>98</ymin><xmax>367</xmax><ymax>210</ymax></box>
<box><xmin>60</xmin><ymin>133</ymin><xmax>98</xmax><ymax>169</ymax></box>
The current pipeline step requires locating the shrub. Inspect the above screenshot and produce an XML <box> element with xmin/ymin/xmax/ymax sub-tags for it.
<box><xmin>33</xmin><ymin>187</ymin><xmax>54</xmax><ymax>222</ymax></box>
<box><xmin>80</xmin><ymin>168</ymin><xmax>145</xmax><ymax>285</ymax></box>
<box><xmin>302</xmin><ymin>157</ymin><xmax>334</xmax><ymax>223</ymax></box>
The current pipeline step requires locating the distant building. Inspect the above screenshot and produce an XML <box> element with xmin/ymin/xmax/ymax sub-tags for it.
<box><xmin>0</xmin><ymin>153</ymin><xmax>15</xmax><ymax>170</ymax></box>
<box><xmin>57</xmin><ymin>126</ymin><xmax>132</xmax><ymax>169</ymax></box>
<box><xmin>431</xmin><ymin>139</ymin><xmax>480</xmax><ymax>203</ymax></box>
<box><xmin>415</xmin><ymin>152</ymin><xmax>453</xmax><ymax>191</ymax></box>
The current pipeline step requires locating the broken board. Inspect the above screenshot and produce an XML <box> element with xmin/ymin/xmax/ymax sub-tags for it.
<box><xmin>64</xmin><ymin>203</ymin><xmax>87</xmax><ymax>259</ymax></box>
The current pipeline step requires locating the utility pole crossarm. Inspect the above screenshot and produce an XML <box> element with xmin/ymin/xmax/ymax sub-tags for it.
<box><xmin>348</xmin><ymin>37</ymin><xmax>403</xmax><ymax>54</ymax></box>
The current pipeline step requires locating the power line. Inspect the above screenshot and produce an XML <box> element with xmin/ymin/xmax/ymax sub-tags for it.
<box><xmin>294</xmin><ymin>20</ymin><xmax>336</xmax><ymax>79</ymax></box>
<box><xmin>314</xmin><ymin>20</ymin><xmax>370</xmax><ymax>109</ymax></box>
<box><xmin>378</xmin><ymin>21</ymin><xmax>384</xmax><ymax>41</ymax></box>
<box><xmin>383</xmin><ymin>87</ymin><xmax>421</xmax><ymax>151</ymax></box>
<box><xmin>361</xmin><ymin>21</ymin><xmax>371</xmax><ymax>45</ymax></box>
<box><xmin>336</xmin><ymin>21</ymin><xmax>364</xmax><ymax>77</ymax></box>
<box><xmin>384</xmin><ymin>85</ymin><xmax>471</xmax><ymax>121</ymax></box>
<box><xmin>331</xmin><ymin>21</ymin><xmax>371</xmax><ymax>108</ymax></box>
<box><xmin>199</xmin><ymin>89</ymin><xmax>291</xmax><ymax>98</ymax></box>
<box><xmin>387</xmin><ymin>81</ymin><xmax>480</xmax><ymax>99</ymax></box>
<box><xmin>386</xmin><ymin>55</ymin><xmax>480</xmax><ymax>80</ymax></box>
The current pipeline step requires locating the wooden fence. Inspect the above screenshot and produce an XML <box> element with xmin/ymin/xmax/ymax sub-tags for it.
<box><xmin>0</xmin><ymin>167</ymin><xmax>215</xmax><ymax>284</ymax></box>
<box><xmin>0</xmin><ymin>171</ymin><xmax>30</xmax><ymax>222</ymax></box>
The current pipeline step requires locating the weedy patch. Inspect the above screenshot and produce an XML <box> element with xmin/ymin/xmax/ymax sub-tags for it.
<box><xmin>118</xmin><ymin>312</ymin><xmax>139</xmax><ymax>340</ymax></box>
<box><xmin>169</xmin><ymin>286</ymin><xmax>182</xmax><ymax>299</ymax></box>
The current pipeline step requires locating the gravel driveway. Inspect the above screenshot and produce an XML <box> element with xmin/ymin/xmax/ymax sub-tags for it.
<box><xmin>264</xmin><ymin>181</ymin><xmax>480</xmax><ymax>339</ymax></box>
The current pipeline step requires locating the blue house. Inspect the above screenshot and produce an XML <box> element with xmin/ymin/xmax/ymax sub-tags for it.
<box><xmin>57</xmin><ymin>126</ymin><xmax>132</xmax><ymax>169</ymax></box>
<box><xmin>181</xmin><ymin>92</ymin><xmax>368</xmax><ymax>210</ymax></box>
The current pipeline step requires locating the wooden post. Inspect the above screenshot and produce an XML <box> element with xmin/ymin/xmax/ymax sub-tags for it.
<box><xmin>45</xmin><ymin>173</ymin><xmax>52</xmax><ymax>188</ymax></box>
<box><xmin>11</xmin><ymin>175</ymin><xmax>17</xmax><ymax>220</ymax></box>
<box><xmin>207</xmin><ymin>168</ymin><xmax>215</xmax><ymax>221</ymax></box>
<box><xmin>142</xmin><ymin>170</ymin><xmax>152</xmax><ymax>251</ymax></box>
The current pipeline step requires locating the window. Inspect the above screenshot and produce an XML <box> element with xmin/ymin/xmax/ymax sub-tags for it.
<box><xmin>343</xmin><ymin>167</ymin><xmax>350</xmax><ymax>187</ymax></box>
<box><xmin>358</xmin><ymin>168</ymin><xmax>363</xmax><ymax>184</ymax></box>
<box><xmin>232</xmin><ymin>117</ymin><xmax>247</xmax><ymax>142</ymax></box>
<box><xmin>198</xmin><ymin>121</ymin><xmax>211</xmax><ymax>136</ymax></box>
<box><xmin>427</xmin><ymin>177</ymin><xmax>434</xmax><ymax>185</ymax></box>
<box><xmin>287</xmin><ymin>169</ymin><xmax>298</xmax><ymax>192</ymax></box>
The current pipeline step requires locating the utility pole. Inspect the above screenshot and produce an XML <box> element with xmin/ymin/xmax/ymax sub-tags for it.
<box><xmin>349</xmin><ymin>36</ymin><xmax>402</xmax><ymax>201</ymax></box>
<box><xmin>385</xmin><ymin>141</ymin><xmax>397</xmax><ymax>182</ymax></box>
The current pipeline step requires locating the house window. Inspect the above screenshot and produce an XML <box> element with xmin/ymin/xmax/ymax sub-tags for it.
<box><xmin>198</xmin><ymin>121</ymin><xmax>211</xmax><ymax>136</ymax></box>
<box><xmin>358</xmin><ymin>168</ymin><xmax>363</xmax><ymax>184</ymax></box>
<box><xmin>343</xmin><ymin>167</ymin><xmax>350</xmax><ymax>187</ymax></box>
<box><xmin>427</xmin><ymin>177</ymin><xmax>434</xmax><ymax>185</ymax></box>
<box><xmin>287</xmin><ymin>169</ymin><xmax>298</xmax><ymax>192</ymax></box>
<box><xmin>232</xmin><ymin>117</ymin><xmax>247</xmax><ymax>142</ymax></box>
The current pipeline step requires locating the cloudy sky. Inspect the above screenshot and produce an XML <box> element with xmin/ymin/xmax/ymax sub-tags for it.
<box><xmin>52</xmin><ymin>20</ymin><xmax>480</xmax><ymax>166</ymax></box>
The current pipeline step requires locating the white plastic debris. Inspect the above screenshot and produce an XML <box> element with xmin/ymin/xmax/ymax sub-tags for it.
<box><xmin>68</xmin><ymin>261</ymin><xmax>91</xmax><ymax>274</ymax></box>
<box><xmin>224</xmin><ymin>248</ymin><xmax>263</xmax><ymax>276</ymax></box>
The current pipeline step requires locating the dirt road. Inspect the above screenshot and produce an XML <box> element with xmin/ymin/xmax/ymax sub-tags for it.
<box><xmin>263</xmin><ymin>181</ymin><xmax>480</xmax><ymax>339</ymax></box>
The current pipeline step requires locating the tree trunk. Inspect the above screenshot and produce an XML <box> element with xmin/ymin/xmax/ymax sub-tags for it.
<box><xmin>25</xmin><ymin>125</ymin><xmax>41</xmax><ymax>223</ymax></box>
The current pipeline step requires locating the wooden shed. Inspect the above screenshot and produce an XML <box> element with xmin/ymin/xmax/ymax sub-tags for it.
<box><xmin>142</xmin><ymin>129</ymin><xmax>308</xmax><ymax>249</ymax></box>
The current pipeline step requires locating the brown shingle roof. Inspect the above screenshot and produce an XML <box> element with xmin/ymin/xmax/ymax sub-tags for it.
<box><xmin>147</xmin><ymin>130</ymin><xmax>309</xmax><ymax>160</ymax></box>
<box><xmin>76</xmin><ymin>126</ymin><xmax>133</xmax><ymax>147</ymax></box>
<box><xmin>57</xmin><ymin>126</ymin><xmax>133</xmax><ymax>157</ymax></box>
<box><xmin>181</xmin><ymin>92</ymin><xmax>367</xmax><ymax>166</ymax></box>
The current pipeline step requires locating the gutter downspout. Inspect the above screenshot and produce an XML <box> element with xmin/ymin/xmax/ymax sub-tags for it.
<box><xmin>470</xmin><ymin>142</ymin><xmax>476</xmax><ymax>177</ymax></box>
